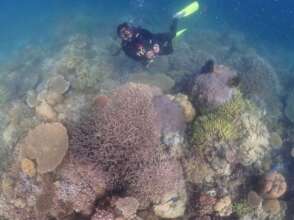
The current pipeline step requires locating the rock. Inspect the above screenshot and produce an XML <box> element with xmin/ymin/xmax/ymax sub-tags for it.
<box><xmin>21</xmin><ymin>158</ymin><xmax>36</xmax><ymax>177</ymax></box>
<box><xmin>153</xmin><ymin>191</ymin><xmax>186</xmax><ymax>219</ymax></box>
<box><xmin>214</xmin><ymin>196</ymin><xmax>232</xmax><ymax>217</ymax></box>
<box><xmin>169</xmin><ymin>94</ymin><xmax>196</xmax><ymax>122</ymax></box>
<box><xmin>258</xmin><ymin>171</ymin><xmax>287</xmax><ymax>199</ymax></box>
<box><xmin>262</xmin><ymin>199</ymin><xmax>281</xmax><ymax>215</ymax></box>
<box><xmin>47</xmin><ymin>74</ymin><xmax>70</xmax><ymax>95</ymax></box>
<box><xmin>36</xmin><ymin>101</ymin><xmax>57</xmax><ymax>121</ymax></box>
<box><xmin>21</xmin><ymin>122</ymin><xmax>69</xmax><ymax>174</ymax></box>
<box><xmin>114</xmin><ymin>197</ymin><xmax>139</xmax><ymax>219</ymax></box>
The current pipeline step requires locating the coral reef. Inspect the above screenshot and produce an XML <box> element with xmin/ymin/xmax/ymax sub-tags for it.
<box><xmin>194</xmin><ymin>192</ymin><xmax>217</xmax><ymax>217</ymax></box>
<box><xmin>262</xmin><ymin>199</ymin><xmax>281</xmax><ymax>215</ymax></box>
<box><xmin>258</xmin><ymin>171</ymin><xmax>287</xmax><ymax>199</ymax></box>
<box><xmin>113</xmin><ymin>197</ymin><xmax>139</xmax><ymax>219</ymax></box>
<box><xmin>213</xmin><ymin>196</ymin><xmax>232</xmax><ymax>217</ymax></box>
<box><xmin>285</xmin><ymin>89</ymin><xmax>294</xmax><ymax>123</ymax></box>
<box><xmin>128</xmin><ymin>73</ymin><xmax>175</xmax><ymax>93</ymax></box>
<box><xmin>192</xmin><ymin>91</ymin><xmax>247</xmax><ymax>146</ymax></box>
<box><xmin>168</xmin><ymin>93</ymin><xmax>196</xmax><ymax>122</ymax></box>
<box><xmin>20</xmin><ymin>158</ymin><xmax>36</xmax><ymax>177</ymax></box>
<box><xmin>192</xmin><ymin>64</ymin><xmax>238</xmax><ymax>112</ymax></box>
<box><xmin>229</xmin><ymin>52</ymin><xmax>282</xmax><ymax>122</ymax></box>
<box><xmin>20</xmin><ymin>122</ymin><xmax>69</xmax><ymax>174</ymax></box>
<box><xmin>91</xmin><ymin>208</ymin><xmax>115</xmax><ymax>220</ymax></box>
<box><xmin>192</xmin><ymin>90</ymin><xmax>270</xmax><ymax>167</ymax></box>
<box><xmin>69</xmin><ymin>83</ymin><xmax>186</xmax><ymax>216</ymax></box>
<box><xmin>232</xmin><ymin>200</ymin><xmax>253</xmax><ymax>218</ymax></box>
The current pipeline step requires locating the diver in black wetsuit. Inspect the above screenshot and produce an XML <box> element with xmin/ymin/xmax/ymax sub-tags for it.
<box><xmin>117</xmin><ymin>19</ymin><xmax>178</xmax><ymax>66</ymax></box>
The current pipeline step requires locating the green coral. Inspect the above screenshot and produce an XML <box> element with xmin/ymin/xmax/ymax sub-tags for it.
<box><xmin>233</xmin><ymin>200</ymin><xmax>253</xmax><ymax>217</ymax></box>
<box><xmin>192</xmin><ymin>91</ymin><xmax>253</xmax><ymax>146</ymax></box>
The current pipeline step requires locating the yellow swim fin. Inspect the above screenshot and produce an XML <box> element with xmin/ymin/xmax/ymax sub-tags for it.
<box><xmin>175</xmin><ymin>28</ymin><xmax>188</xmax><ymax>38</ymax></box>
<box><xmin>174</xmin><ymin>1</ymin><xmax>200</xmax><ymax>18</ymax></box>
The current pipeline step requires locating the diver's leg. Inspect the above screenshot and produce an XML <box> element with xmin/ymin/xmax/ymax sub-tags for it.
<box><xmin>169</xmin><ymin>18</ymin><xmax>178</xmax><ymax>39</ymax></box>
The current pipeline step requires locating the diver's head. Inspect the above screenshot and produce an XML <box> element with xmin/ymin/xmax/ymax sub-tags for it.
<box><xmin>117</xmin><ymin>23</ymin><xmax>134</xmax><ymax>41</ymax></box>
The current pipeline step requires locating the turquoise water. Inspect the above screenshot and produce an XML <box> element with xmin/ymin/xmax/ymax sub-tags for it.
<box><xmin>0</xmin><ymin>1</ymin><xmax>293</xmax><ymax>220</ymax></box>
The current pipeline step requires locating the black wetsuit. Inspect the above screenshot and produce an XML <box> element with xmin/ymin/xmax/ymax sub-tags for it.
<box><xmin>121</xmin><ymin>19</ymin><xmax>178</xmax><ymax>64</ymax></box>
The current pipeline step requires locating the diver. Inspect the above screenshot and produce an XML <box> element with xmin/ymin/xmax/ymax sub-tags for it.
<box><xmin>116</xmin><ymin>1</ymin><xmax>199</xmax><ymax>66</ymax></box>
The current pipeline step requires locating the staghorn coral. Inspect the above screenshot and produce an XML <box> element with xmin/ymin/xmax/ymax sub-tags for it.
<box><xmin>91</xmin><ymin>208</ymin><xmax>115</xmax><ymax>220</ymax></box>
<box><xmin>69</xmin><ymin>83</ymin><xmax>186</xmax><ymax>215</ymax></box>
<box><xmin>195</xmin><ymin>193</ymin><xmax>217</xmax><ymax>217</ymax></box>
<box><xmin>114</xmin><ymin>197</ymin><xmax>139</xmax><ymax>219</ymax></box>
<box><xmin>21</xmin><ymin>122</ymin><xmax>69</xmax><ymax>174</ymax></box>
<box><xmin>53</xmin><ymin>160</ymin><xmax>107</xmax><ymax>216</ymax></box>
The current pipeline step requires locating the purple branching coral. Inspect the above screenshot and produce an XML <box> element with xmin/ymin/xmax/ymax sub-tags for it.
<box><xmin>67</xmin><ymin>83</ymin><xmax>186</xmax><ymax>210</ymax></box>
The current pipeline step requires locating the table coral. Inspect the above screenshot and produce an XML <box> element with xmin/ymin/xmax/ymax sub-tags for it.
<box><xmin>21</xmin><ymin>122</ymin><xmax>69</xmax><ymax>174</ymax></box>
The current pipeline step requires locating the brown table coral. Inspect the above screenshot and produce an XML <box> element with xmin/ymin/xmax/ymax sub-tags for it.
<box><xmin>21</xmin><ymin>122</ymin><xmax>69</xmax><ymax>174</ymax></box>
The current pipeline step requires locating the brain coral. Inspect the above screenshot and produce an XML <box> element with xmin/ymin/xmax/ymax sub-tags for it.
<box><xmin>69</xmin><ymin>83</ymin><xmax>186</xmax><ymax>212</ymax></box>
<box><xmin>21</xmin><ymin>122</ymin><xmax>69</xmax><ymax>174</ymax></box>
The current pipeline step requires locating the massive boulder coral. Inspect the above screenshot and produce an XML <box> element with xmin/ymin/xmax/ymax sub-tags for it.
<box><xmin>20</xmin><ymin>122</ymin><xmax>69</xmax><ymax>174</ymax></box>
<box><xmin>229</xmin><ymin>53</ymin><xmax>282</xmax><ymax>120</ymax></box>
<box><xmin>68</xmin><ymin>83</ymin><xmax>187</xmax><ymax>217</ymax></box>
<box><xmin>192</xmin><ymin>64</ymin><xmax>238</xmax><ymax>112</ymax></box>
<box><xmin>258</xmin><ymin>171</ymin><xmax>287</xmax><ymax>199</ymax></box>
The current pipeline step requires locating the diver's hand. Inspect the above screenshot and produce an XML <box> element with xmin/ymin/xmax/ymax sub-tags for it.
<box><xmin>145</xmin><ymin>50</ymin><xmax>155</xmax><ymax>59</ymax></box>
<box><xmin>153</xmin><ymin>44</ymin><xmax>160</xmax><ymax>54</ymax></box>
